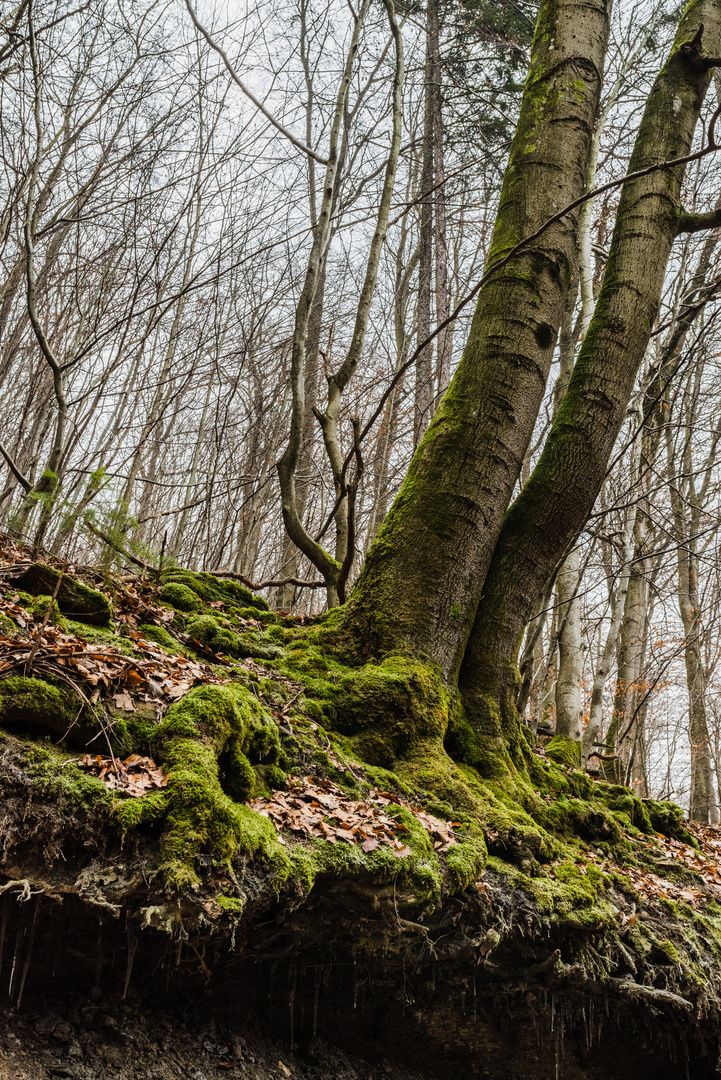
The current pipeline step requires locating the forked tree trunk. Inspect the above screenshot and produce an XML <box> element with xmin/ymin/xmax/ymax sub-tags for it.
<box><xmin>346</xmin><ymin>0</ymin><xmax>612</xmax><ymax>680</ymax></box>
<box><xmin>457</xmin><ymin>4</ymin><xmax>721</xmax><ymax>768</ymax></box>
<box><xmin>342</xmin><ymin>0</ymin><xmax>721</xmax><ymax>783</ymax></box>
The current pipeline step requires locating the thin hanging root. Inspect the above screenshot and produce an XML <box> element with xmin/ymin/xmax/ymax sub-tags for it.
<box><xmin>15</xmin><ymin>896</ymin><xmax>39</xmax><ymax>1009</ymax></box>
<box><xmin>0</xmin><ymin>895</ymin><xmax>7</xmax><ymax>977</ymax></box>
<box><xmin>313</xmin><ymin>969</ymin><xmax>320</xmax><ymax>1038</ymax></box>
<box><xmin>123</xmin><ymin>919</ymin><xmax>138</xmax><ymax>1001</ymax></box>
<box><xmin>7</xmin><ymin>916</ymin><xmax>23</xmax><ymax>1000</ymax></box>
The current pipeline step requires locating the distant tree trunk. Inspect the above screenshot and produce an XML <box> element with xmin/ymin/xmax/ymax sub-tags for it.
<box><xmin>553</xmin><ymin>547</ymin><xmax>584</xmax><ymax>745</ymax></box>
<box><xmin>414</xmin><ymin>0</ymin><xmax>436</xmax><ymax>448</ymax></box>
<box><xmin>432</xmin><ymin>1</ymin><xmax>451</xmax><ymax>404</ymax></box>
<box><xmin>275</xmin><ymin>263</ymin><xmax>326</xmax><ymax>609</ymax></box>
<box><xmin>604</xmin><ymin>550</ymin><xmax>649</xmax><ymax>783</ymax></box>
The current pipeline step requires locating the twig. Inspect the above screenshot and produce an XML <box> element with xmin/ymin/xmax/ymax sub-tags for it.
<box><xmin>26</xmin><ymin>567</ymin><xmax>62</xmax><ymax>674</ymax></box>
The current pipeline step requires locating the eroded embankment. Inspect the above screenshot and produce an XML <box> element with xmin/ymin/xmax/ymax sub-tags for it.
<box><xmin>1</xmin><ymin>538</ymin><xmax>721</xmax><ymax>1078</ymax></box>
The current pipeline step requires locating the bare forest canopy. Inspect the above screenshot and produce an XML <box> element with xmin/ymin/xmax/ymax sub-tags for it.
<box><xmin>2</xmin><ymin>0</ymin><xmax>721</xmax><ymax>827</ymax></box>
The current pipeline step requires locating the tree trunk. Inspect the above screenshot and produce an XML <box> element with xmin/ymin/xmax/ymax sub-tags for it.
<box><xmin>553</xmin><ymin>546</ymin><xmax>584</xmax><ymax>745</ymax></box>
<box><xmin>346</xmin><ymin>0</ymin><xmax>611</xmax><ymax>681</ymax></box>
<box><xmin>456</xmin><ymin>5</ymin><xmax>721</xmax><ymax>767</ymax></box>
<box><xmin>414</xmin><ymin>0</ymin><xmax>436</xmax><ymax>448</ymax></box>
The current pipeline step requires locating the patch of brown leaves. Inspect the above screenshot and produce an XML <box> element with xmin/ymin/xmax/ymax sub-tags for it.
<box><xmin>0</xmin><ymin>599</ymin><xmax>227</xmax><ymax>711</ymax></box>
<box><xmin>78</xmin><ymin>752</ymin><xmax>168</xmax><ymax>797</ymax></box>
<box><xmin>250</xmin><ymin>775</ymin><xmax>457</xmax><ymax>857</ymax></box>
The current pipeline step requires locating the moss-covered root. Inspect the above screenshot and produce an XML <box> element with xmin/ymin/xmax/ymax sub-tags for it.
<box><xmin>545</xmin><ymin>735</ymin><xmax>582</xmax><ymax>768</ymax></box>
<box><xmin>15</xmin><ymin>563</ymin><xmax>112</xmax><ymax>626</ymax></box>
<box><xmin>161</xmin><ymin>567</ymin><xmax>269</xmax><ymax>612</ymax></box>
<box><xmin>114</xmin><ymin>683</ymin><xmax>289</xmax><ymax>890</ymax></box>
<box><xmin>0</xmin><ymin>675</ymin><xmax>98</xmax><ymax>744</ymax></box>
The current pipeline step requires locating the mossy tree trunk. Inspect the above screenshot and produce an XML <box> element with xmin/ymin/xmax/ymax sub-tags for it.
<box><xmin>455</xmin><ymin>2</ymin><xmax>721</xmax><ymax>767</ymax></box>
<box><xmin>345</xmin><ymin>0</ymin><xmax>611</xmax><ymax>679</ymax></box>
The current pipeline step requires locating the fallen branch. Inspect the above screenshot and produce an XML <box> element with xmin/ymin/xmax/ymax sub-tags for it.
<box><xmin>204</xmin><ymin>568</ymin><xmax>325</xmax><ymax>591</ymax></box>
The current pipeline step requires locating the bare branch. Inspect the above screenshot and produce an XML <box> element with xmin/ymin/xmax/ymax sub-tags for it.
<box><xmin>183</xmin><ymin>0</ymin><xmax>329</xmax><ymax>166</ymax></box>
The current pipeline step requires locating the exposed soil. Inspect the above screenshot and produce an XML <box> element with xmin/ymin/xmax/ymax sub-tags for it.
<box><xmin>1</xmin><ymin>542</ymin><xmax>721</xmax><ymax>1078</ymax></box>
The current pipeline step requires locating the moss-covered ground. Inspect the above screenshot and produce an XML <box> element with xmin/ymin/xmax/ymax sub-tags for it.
<box><xmin>3</xmin><ymin>555</ymin><xmax>721</xmax><ymax>1008</ymax></box>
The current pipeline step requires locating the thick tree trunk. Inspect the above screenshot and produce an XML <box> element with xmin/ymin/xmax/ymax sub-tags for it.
<box><xmin>457</xmin><ymin>4</ymin><xmax>721</xmax><ymax>764</ymax></box>
<box><xmin>345</xmin><ymin>0</ymin><xmax>610</xmax><ymax>680</ymax></box>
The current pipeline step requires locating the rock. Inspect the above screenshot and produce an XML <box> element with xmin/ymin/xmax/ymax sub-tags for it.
<box><xmin>15</xmin><ymin>564</ymin><xmax>112</xmax><ymax>626</ymax></box>
<box><xmin>35</xmin><ymin>1013</ymin><xmax>62</xmax><ymax>1036</ymax></box>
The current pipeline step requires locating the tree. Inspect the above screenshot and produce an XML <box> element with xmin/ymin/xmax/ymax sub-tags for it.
<box><xmin>340</xmin><ymin>0</ymin><xmax>721</xmax><ymax>786</ymax></box>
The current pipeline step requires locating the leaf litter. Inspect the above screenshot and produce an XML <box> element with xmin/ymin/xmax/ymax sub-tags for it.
<box><xmin>79</xmin><ymin>752</ymin><xmax>168</xmax><ymax>797</ymax></box>
<box><xmin>250</xmin><ymin>775</ymin><xmax>457</xmax><ymax>857</ymax></box>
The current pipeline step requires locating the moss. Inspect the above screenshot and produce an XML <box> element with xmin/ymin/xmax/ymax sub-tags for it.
<box><xmin>185</xmin><ymin>614</ymin><xmax>240</xmax><ymax>656</ymax></box>
<box><xmin>65</xmin><ymin>620</ymin><xmax>137</xmax><ymax>655</ymax></box>
<box><xmin>161</xmin><ymin>568</ymin><xmax>268</xmax><ymax>612</ymax></box>
<box><xmin>645</xmin><ymin>797</ymin><xmax>695</xmax><ymax>844</ymax></box>
<box><xmin>15</xmin><ymin>563</ymin><xmax>112</xmax><ymax>626</ymax></box>
<box><xmin>287</xmin><ymin>823</ymin><xmax>443</xmax><ymax>906</ymax></box>
<box><xmin>0</xmin><ymin>612</ymin><xmax>19</xmax><ymax>636</ymax></box>
<box><xmin>160</xmin><ymin>582</ymin><xmax>201</xmax><ymax>613</ymax></box>
<box><xmin>657</xmin><ymin>939</ymin><xmax>680</xmax><ymax>962</ymax></box>
<box><xmin>216</xmin><ymin>894</ymin><xmax>244</xmax><ymax>915</ymax></box>
<box><xmin>19</xmin><ymin>594</ymin><xmax>69</xmax><ymax>631</ymax></box>
<box><xmin>113</xmin><ymin>683</ymin><xmax>287</xmax><ymax>889</ymax></box>
<box><xmin>274</xmin><ymin>651</ymin><xmax>450</xmax><ymax>770</ymax></box>
<box><xmin>23</xmin><ymin>740</ymin><xmax>115</xmax><ymax>811</ymax></box>
<box><xmin>0</xmin><ymin>676</ymin><xmax>78</xmax><ymax>738</ymax></box>
<box><xmin>445</xmin><ymin>826</ymin><xmax>488</xmax><ymax>889</ymax></box>
<box><xmin>545</xmin><ymin>735</ymin><xmax>582</xmax><ymax>767</ymax></box>
<box><xmin>138</xmin><ymin>623</ymin><xmax>192</xmax><ymax>657</ymax></box>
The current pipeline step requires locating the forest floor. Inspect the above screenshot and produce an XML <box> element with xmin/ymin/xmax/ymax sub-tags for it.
<box><xmin>2</xmin><ymin>535</ymin><xmax>721</xmax><ymax>1077</ymax></box>
<box><xmin>0</xmin><ymin>996</ymin><xmax>428</xmax><ymax>1080</ymax></box>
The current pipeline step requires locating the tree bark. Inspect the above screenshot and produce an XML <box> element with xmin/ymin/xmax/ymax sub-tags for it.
<box><xmin>346</xmin><ymin>0</ymin><xmax>611</xmax><ymax>680</ymax></box>
<box><xmin>414</xmin><ymin>0</ymin><xmax>436</xmax><ymax>447</ymax></box>
<box><xmin>457</xmin><ymin>4</ymin><xmax>721</xmax><ymax>764</ymax></box>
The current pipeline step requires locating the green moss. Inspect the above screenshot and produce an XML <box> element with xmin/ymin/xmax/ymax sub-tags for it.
<box><xmin>65</xmin><ymin>620</ymin><xmax>136</xmax><ymax>655</ymax></box>
<box><xmin>138</xmin><ymin>623</ymin><xmax>192</xmax><ymax>657</ymax></box>
<box><xmin>445</xmin><ymin>826</ymin><xmax>488</xmax><ymax>888</ymax></box>
<box><xmin>645</xmin><ymin>797</ymin><xmax>695</xmax><ymax>844</ymax></box>
<box><xmin>185</xmin><ymin>614</ymin><xmax>239</xmax><ymax>656</ymax></box>
<box><xmin>23</xmin><ymin>740</ymin><xmax>115</xmax><ymax>811</ymax></box>
<box><xmin>161</xmin><ymin>568</ymin><xmax>268</xmax><ymax>611</ymax></box>
<box><xmin>658</xmin><ymin>939</ymin><xmax>680</xmax><ymax>962</ymax></box>
<box><xmin>15</xmin><ymin>563</ymin><xmax>112</xmax><ymax>626</ymax></box>
<box><xmin>0</xmin><ymin>676</ymin><xmax>77</xmax><ymax>737</ymax></box>
<box><xmin>545</xmin><ymin>735</ymin><xmax>582</xmax><ymax>767</ymax></box>
<box><xmin>288</xmin><ymin>825</ymin><xmax>442</xmax><ymax>906</ymax></box>
<box><xmin>113</xmin><ymin>683</ymin><xmax>287</xmax><ymax>889</ymax></box>
<box><xmin>0</xmin><ymin>612</ymin><xmax>19</xmax><ymax>636</ymax></box>
<box><xmin>216</xmin><ymin>894</ymin><xmax>244</xmax><ymax>914</ymax></box>
<box><xmin>160</xmin><ymin>582</ymin><xmax>201</xmax><ymax>612</ymax></box>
